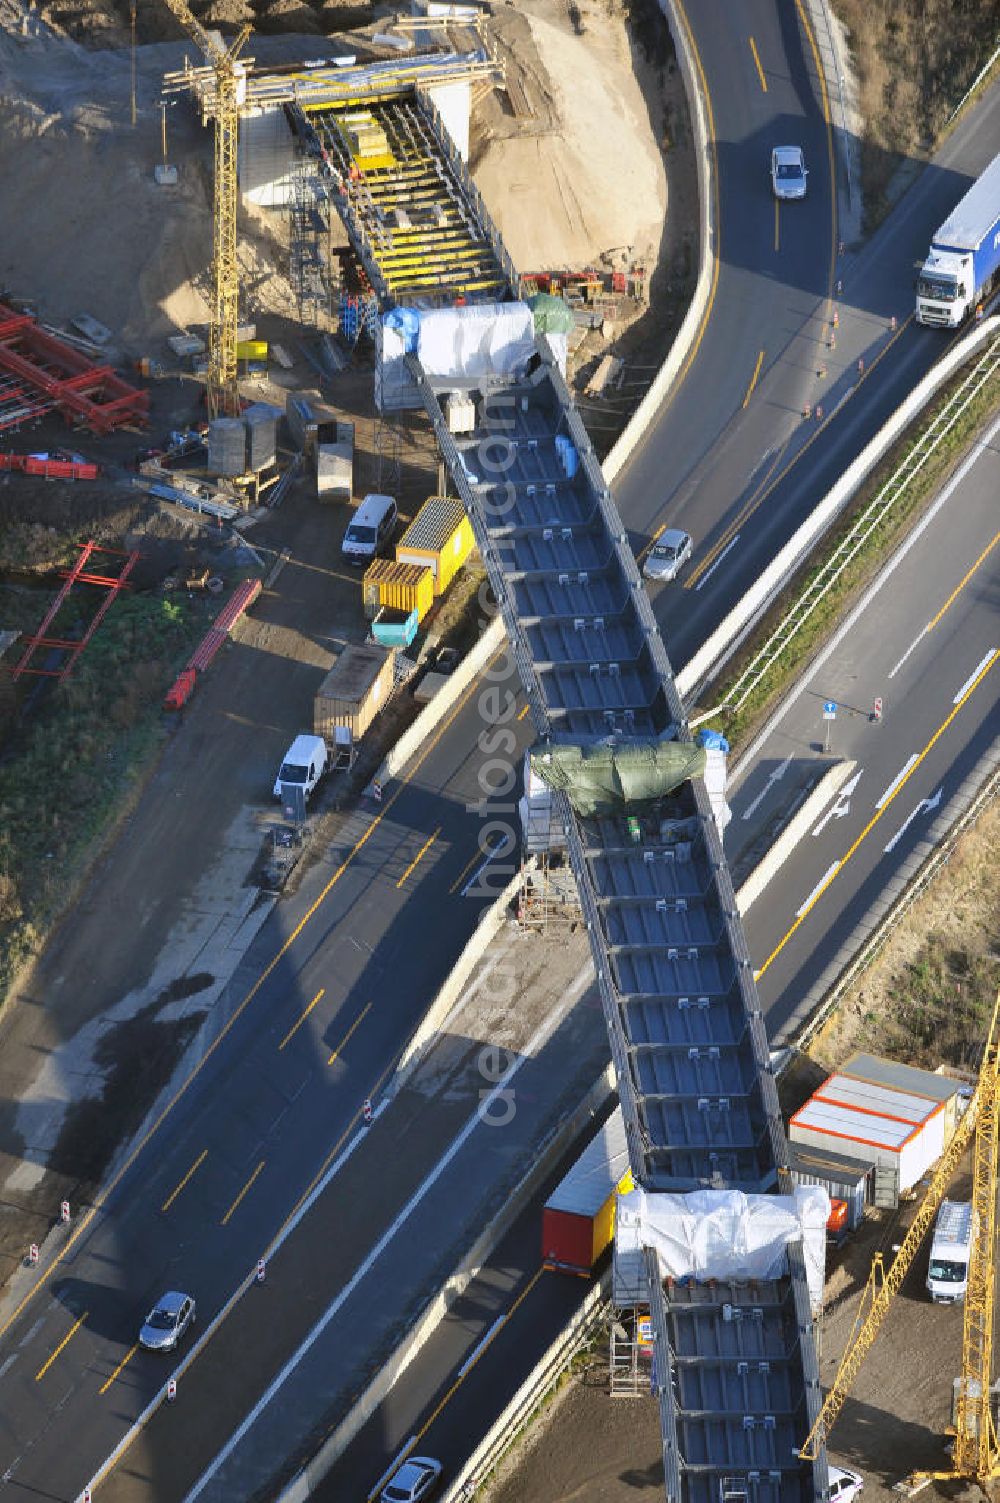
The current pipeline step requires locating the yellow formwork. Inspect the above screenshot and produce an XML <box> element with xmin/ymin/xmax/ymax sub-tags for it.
<box><xmin>395</xmin><ymin>497</ymin><xmax>475</xmax><ymax>597</ymax></box>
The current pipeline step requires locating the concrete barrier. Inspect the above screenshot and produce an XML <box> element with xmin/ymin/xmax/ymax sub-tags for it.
<box><xmin>277</xmin><ymin>1061</ymin><xmax>617</xmax><ymax>1503</ymax></box>
<box><xmin>391</xmin><ymin>860</ymin><xmax>532</xmax><ymax>1095</ymax></box>
<box><xmin>734</xmin><ymin>760</ymin><xmax>857</xmax><ymax>916</ymax></box>
<box><xmin>603</xmin><ymin>0</ymin><xmax>715</xmax><ymax>485</ymax></box>
<box><xmin>676</xmin><ymin>317</ymin><xmax>1000</xmax><ymax>699</ymax></box>
<box><xmin>367</xmin><ymin>613</ymin><xmax>505</xmax><ymax>793</ymax></box>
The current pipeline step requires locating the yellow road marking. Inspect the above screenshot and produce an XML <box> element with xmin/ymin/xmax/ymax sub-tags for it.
<box><xmin>221</xmin><ymin>1160</ymin><xmax>266</xmax><ymax>1227</ymax></box>
<box><xmin>755</xmin><ymin>649</ymin><xmax>998</xmax><ymax>980</ymax></box>
<box><xmin>517</xmin><ymin>702</ymin><xmax>531</xmax><ymax>722</ymax></box>
<box><xmin>449</xmin><ymin>845</ymin><xmax>486</xmax><ymax>895</ymax></box>
<box><xmin>795</xmin><ymin>0</ymin><xmax>838</xmax><ymax>295</ymax></box>
<box><xmin>685</xmin><ymin>316</ymin><xmax>910</xmax><ymax>589</ymax></box>
<box><xmin>396</xmin><ymin>826</ymin><xmax>441</xmax><ymax>889</ymax></box>
<box><xmin>366</xmin><ymin>1266</ymin><xmax>547</xmax><ymax>1498</ymax></box>
<box><xmin>99</xmin><ymin>1344</ymin><xmax>138</xmax><ymax>1396</ymax></box>
<box><xmin>637</xmin><ymin>521</ymin><xmax>666</xmax><ymax>566</ymax></box>
<box><xmin>926</xmin><ymin>528</ymin><xmax>1000</xmax><ymax>632</ymax></box>
<box><xmin>161</xmin><ymin>1149</ymin><xmax>208</xmax><ymax>1213</ymax></box>
<box><xmin>749</xmin><ymin>35</ymin><xmax>767</xmax><ymax>92</ymax></box>
<box><xmin>278</xmin><ymin>988</ymin><xmax>326</xmax><ymax>1051</ymax></box>
<box><xmin>35</xmin><ymin>1312</ymin><xmax>88</xmax><ymax>1382</ymax></box>
<box><xmin>327</xmin><ymin>1001</ymin><xmax>373</xmax><ymax>1066</ymax></box>
<box><xmin>0</xmin><ymin>653</ymin><xmax>497</xmax><ymax>1347</ymax></box>
<box><xmin>742</xmin><ymin>350</ymin><xmax>765</xmax><ymax>409</ymax></box>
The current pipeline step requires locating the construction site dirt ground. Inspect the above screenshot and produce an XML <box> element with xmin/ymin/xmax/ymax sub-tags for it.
<box><xmin>0</xmin><ymin>0</ymin><xmax>684</xmax><ymax>1299</ymax></box>
<box><xmin>483</xmin><ymin>1163</ymin><xmax>974</xmax><ymax>1503</ymax></box>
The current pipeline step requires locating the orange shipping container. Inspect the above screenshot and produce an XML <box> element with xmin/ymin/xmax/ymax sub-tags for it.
<box><xmin>395</xmin><ymin>496</ymin><xmax>474</xmax><ymax>597</ymax></box>
<box><xmin>362</xmin><ymin>559</ymin><xmax>434</xmax><ymax>621</ymax></box>
<box><xmin>314</xmin><ymin>643</ymin><xmax>395</xmax><ymax>744</ymax></box>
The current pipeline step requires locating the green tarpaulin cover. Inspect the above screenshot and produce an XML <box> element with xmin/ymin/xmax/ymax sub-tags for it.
<box><xmin>530</xmin><ymin>739</ymin><xmax>706</xmax><ymax>818</ymax></box>
<box><xmin>527</xmin><ymin>293</ymin><xmax>576</xmax><ymax>335</ymax></box>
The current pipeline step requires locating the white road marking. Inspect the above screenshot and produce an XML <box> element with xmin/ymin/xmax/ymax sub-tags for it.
<box><xmin>875</xmin><ymin>754</ymin><xmax>919</xmax><ymax>809</ymax></box>
<box><xmin>695</xmin><ymin>534</ymin><xmax>740</xmax><ymax>591</ymax></box>
<box><xmin>458</xmin><ymin>1313</ymin><xmax>506</xmax><ymax>1379</ymax></box>
<box><xmin>888</xmin><ymin>628</ymin><xmax>926</xmax><ymax>680</ymax></box>
<box><xmin>18</xmin><ymin>1318</ymin><xmax>44</xmax><ymax>1350</ymax></box>
<box><xmin>795</xmin><ymin>862</ymin><xmax>841</xmax><ymax>917</ymax></box>
<box><xmin>741</xmin><ymin>754</ymin><xmax>793</xmax><ymax>821</ymax></box>
<box><xmin>183</xmin><ymin>1002</ymin><xmax>573</xmax><ymax>1502</ymax></box>
<box><xmin>884</xmin><ymin>786</ymin><xmax>943</xmax><ymax>853</ymax></box>
<box><xmin>0</xmin><ymin>1355</ymin><xmax>17</xmax><ymax>1380</ymax></box>
<box><xmin>460</xmin><ymin>835</ymin><xmax>511</xmax><ymax>897</ymax></box>
<box><xmin>811</xmin><ymin>769</ymin><xmax>863</xmax><ymax>838</ymax></box>
<box><xmin>953</xmin><ymin>649</ymin><xmax>998</xmax><ymax>704</ymax></box>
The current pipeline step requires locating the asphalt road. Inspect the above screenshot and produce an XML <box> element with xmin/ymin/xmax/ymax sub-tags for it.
<box><xmin>4</xmin><ymin>3</ymin><xmax>1000</xmax><ymax>1498</ymax></box>
<box><xmin>0</xmin><ymin>659</ymin><xmax>536</xmax><ymax>1501</ymax></box>
<box><xmin>731</xmin><ymin>407</ymin><xmax>1000</xmax><ymax>1039</ymax></box>
<box><xmin>624</xmin><ymin>6</ymin><xmax>1000</xmax><ymax>675</ymax></box>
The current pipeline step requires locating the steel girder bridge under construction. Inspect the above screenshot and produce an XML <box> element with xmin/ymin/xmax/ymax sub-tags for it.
<box><xmin>282</xmin><ymin>80</ymin><xmax>826</xmax><ymax>1503</ymax></box>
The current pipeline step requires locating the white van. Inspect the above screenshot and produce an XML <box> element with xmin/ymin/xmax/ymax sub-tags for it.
<box><xmin>341</xmin><ymin>493</ymin><xmax>397</xmax><ymax>566</ymax></box>
<box><xmin>927</xmin><ymin>1199</ymin><xmax>974</xmax><ymax>1303</ymax></box>
<box><xmin>273</xmin><ymin>733</ymin><xmax>328</xmax><ymax>805</ymax></box>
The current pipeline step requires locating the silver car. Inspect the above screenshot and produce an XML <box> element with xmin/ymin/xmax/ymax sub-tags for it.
<box><xmin>643</xmin><ymin>528</ymin><xmax>693</xmax><ymax>583</ymax></box>
<box><xmin>771</xmin><ymin>144</ymin><xmax>808</xmax><ymax>200</ymax></box>
<box><xmin>380</xmin><ymin>1456</ymin><xmax>442</xmax><ymax>1503</ymax></box>
<box><xmin>139</xmin><ymin>1291</ymin><xmax>196</xmax><ymax>1352</ymax></box>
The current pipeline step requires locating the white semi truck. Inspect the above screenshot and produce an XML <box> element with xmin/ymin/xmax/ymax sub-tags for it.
<box><xmin>916</xmin><ymin>152</ymin><xmax>1000</xmax><ymax>327</ymax></box>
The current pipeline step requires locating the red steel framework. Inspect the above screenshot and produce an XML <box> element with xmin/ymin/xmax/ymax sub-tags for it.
<box><xmin>0</xmin><ymin>303</ymin><xmax>149</xmax><ymax>434</ymax></box>
<box><xmin>13</xmin><ymin>541</ymin><xmax>140</xmax><ymax>680</ymax></box>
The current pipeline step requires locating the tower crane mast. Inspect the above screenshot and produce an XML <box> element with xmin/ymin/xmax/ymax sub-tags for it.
<box><xmin>159</xmin><ymin>0</ymin><xmax>249</xmax><ymax>417</ymax></box>
<box><xmin>798</xmin><ymin>991</ymin><xmax>1000</xmax><ymax>1487</ymax></box>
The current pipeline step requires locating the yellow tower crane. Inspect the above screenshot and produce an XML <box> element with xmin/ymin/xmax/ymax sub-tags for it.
<box><xmin>160</xmin><ymin>0</ymin><xmax>250</xmax><ymax>417</ymax></box>
<box><xmin>798</xmin><ymin>990</ymin><xmax>1000</xmax><ymax>1487</ymax></box>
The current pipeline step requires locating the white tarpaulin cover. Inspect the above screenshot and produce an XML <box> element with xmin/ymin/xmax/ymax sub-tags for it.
<box><xmin>615</xmin><ymin>1184</ymin><xmax>830</xmax><ymax>1310</ymax></box>
<box><xmin>416</xmin><ymin>301</ymin><xmax>535</xmax><ymax>381</ymax></box>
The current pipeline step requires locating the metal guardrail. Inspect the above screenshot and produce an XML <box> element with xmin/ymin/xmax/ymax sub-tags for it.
<box><xmin>714</xmin><ymin>332</ymin><xmax>1000</xmax><ymax>720</ymax></box>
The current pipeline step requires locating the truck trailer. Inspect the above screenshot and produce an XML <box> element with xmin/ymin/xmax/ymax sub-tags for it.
<box><xmin>916</xmin><ymin>152</ymin><xmax>1000</xmax><ymax>327</ymax></box>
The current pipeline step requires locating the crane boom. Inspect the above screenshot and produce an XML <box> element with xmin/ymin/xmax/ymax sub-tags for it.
<box><xmin>952</xmin><ymin>995</ymin><xmax>1000</xmax><ymax>1477</ymax></box>
<box><xmin>159</xmin><ymin>0</ymin><xmax>250</xmax><ymax>416</ymax></box>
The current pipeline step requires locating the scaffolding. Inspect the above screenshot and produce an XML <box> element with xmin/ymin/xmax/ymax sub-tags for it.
<box><xmin>289</xmin><ymin>160</ymin><xmax>331</xmax><ymax>327</ymax></box>
<box><xmin>610</xmin><ymin>1308</ymin><xmax>653</xmax><ymax>1398</ymax></box>
<box><xmin>517</xmin><ymin>851</ymin><xmax>579</xmax><ymax>931</ymax></box>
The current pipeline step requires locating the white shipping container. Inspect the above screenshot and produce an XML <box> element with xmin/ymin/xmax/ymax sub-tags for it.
<box><xmin>789</xmin><ymin>1072</ymin><xmax>947</xmax><ymax>1193</ymax></box>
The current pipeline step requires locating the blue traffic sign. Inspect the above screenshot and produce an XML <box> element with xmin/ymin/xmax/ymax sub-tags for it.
<box><xmin>823</xmin><ymin>701</ymin><xmax>837</xmax><ymax>719</ymax></box>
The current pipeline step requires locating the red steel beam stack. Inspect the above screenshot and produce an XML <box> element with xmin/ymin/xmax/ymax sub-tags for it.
<box><xmin>0</xmin><ymin>453</ymin><xmax>99</xmax><ymax>480</ymax></box>
<box><xmin>164</xmin><ymin>579</ymin><xmax>262</xmax><ymax>710</ymax></box>
<box><xmin>0</xmin><ymin>303</ymin><xmax>149</xmax><ymax>434</ymax></box>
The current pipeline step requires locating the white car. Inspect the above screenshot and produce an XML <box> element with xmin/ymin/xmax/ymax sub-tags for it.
<box><xmin>771</xmin><ymin>144</ymin><xmax>808</xmax><ymax>200</ymax></box>
<box><xmin>828</xmin><ymin>1465</ymin><xmax>864</xmax><ymax>1503</ymax></box>
<box><xmin>380</xmin><ymin>1456</ymin><xmax>442</xmax><ymax>1503</ymax></box>
<box><xmin>273</xmin><ymin>733</ymin><xmax>328</xmax><ymax>805</ymax></box>
<box><xmin>642</xmin><ymin>528</ymin><xmax>693</xmax><ymax>583</ymax></box>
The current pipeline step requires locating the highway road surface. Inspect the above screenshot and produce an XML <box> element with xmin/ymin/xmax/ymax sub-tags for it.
<box><xmin>731</xmin><ymin>405</ymin><xmax>1000</xmax><ymax>1038</ymax></box>
<box><xmin>3</xmin><ymin>3</ymin><xmax>1000</xmax><ymax>1498</ymax></box>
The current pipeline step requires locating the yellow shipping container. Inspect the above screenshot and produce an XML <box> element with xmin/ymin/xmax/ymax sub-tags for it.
<box><xmin>236</xmin><ymin>340</ymin><xmax>268</xmax><ymax>361</ymax></box>
<box><xmin>395</xmin><ymin>496</ymin><xmax>474</xmax><ymax>597</ymax></box>
<box><xmin>362</xmin><ymin>560</ymin><xmax>434</xmax><ymax>622</ymax></box>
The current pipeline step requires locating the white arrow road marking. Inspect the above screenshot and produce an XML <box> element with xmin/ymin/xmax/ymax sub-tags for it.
<box><xmin>884</xmin><ymin>786</ymin><xmax>944</xmax><ymax>853</ymax></box>
<box><xmin>954</xmin><ymin>649</ymin><xmax>998</xmax><ymax>705</ymax></box>
<box><xmin>796</xmin><ymin>862</ymin><xmax>841</xmax><ymax>918</ymax></box>
<box><xmin>876</xmin><ymin>754</ymin><xmax>919</xmax><ymax>809</ymax></box>
<box><xmin>811</xmin><ymin>770</ymin><xmax>863</xmax><ymax>837</ymax></box>
<box><xmin>741</xmin><ymin>754</ymin><xmax>793</xmax><ymax>821</ymax></box>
